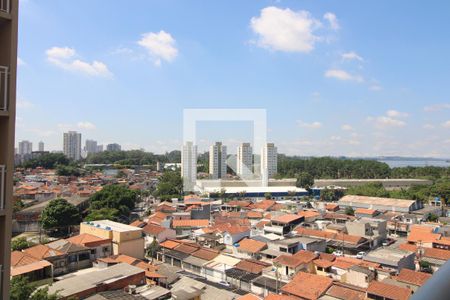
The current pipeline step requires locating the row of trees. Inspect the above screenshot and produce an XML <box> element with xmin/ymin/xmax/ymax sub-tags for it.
<box><xmin>85</xmin><ymin>150</ymin><xmax>181</xmax><ymax>166</ymax></box>
<box><xmin>11</xmin><ymin>277</ymin><xmax>58</xmax><ymax>300</ymax></box>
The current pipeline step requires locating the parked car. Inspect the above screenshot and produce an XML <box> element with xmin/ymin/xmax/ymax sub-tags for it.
<box><xmin>219</xmin><ymin>281</ymin><xmax>231</xmax><ymax>287</ymax></box>
<box><xmin>333</xmin><ymin>250</ymin><xmax>343</xmax><ymax>257</ymax></box>
<box><xmin>356</xmin><ymin>251</ymin><xmax>366</xmax><ymax>259</ymax></box>
<box><xmin>382</xmin><ymin>238</ymin><xmax>395</xmax><ymax>247</ymax></box>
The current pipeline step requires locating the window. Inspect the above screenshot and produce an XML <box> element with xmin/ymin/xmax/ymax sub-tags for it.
<box><xmin>68</xmin><ymin>255</ymin><xmax>77</xmax><ymax>263</ymax></box>
<box><xmin>91</xmin><ymin>249</ymin><xmax>96</xmax><ymax>255</ymax></box>
<box><xmin>79</xmin><ymin>252</ymin><xmax>90</xmax><ymax>261</ymax></box>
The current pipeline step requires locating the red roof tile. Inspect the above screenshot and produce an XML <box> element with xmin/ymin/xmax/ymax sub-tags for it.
<box><xmin>237</xmin><ymin>238</ymin><xmax>267</xmax><ymax>254</ymax></box>
<box><xmin>172</xmin><ymin>219</ymin><xmax>209</xmax><ymax>228</ymax></box>
<box><xmin>281</xmin><ymin>272</ymin><xmax>333</xmax><ymax>300</ymax></box>
<box><xmin>367</xmin><ymin>281</ymin><xmax>411</xmax><ymax>300</ymax></box>
<box><xmin>397</xmin><ymin>269</ymin><xmax>432</xmax><ymax>287</ymax></box>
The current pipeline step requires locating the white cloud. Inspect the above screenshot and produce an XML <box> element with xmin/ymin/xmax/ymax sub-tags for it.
<box><xmin>386</xmin><ymin>110</ymin><xmax>409</xmax><ymax>118</ymax></box>
<box><xmin>18</xmin><ymin>57</ymin><xmax>26</xmax><ymax>66</ymax></box>
<box><xmin>423</xmin><ymin>124</ymin><xmax>435</xmax><ymax>129</ymax></box>
<box><xmin>138</xmin><ymin>30</ymin><xmax>178</xmax><ymax>66</ymax></box>
<box><xmin>367</xmin><ymin>111</ymin><xmax>408</xmax><ymax>129</ymax></box>
<box><xmin>424</xmin><ymin>103</ymin><xmax>450</xmax><ymax>112</ymax></box>
<box><xmin>297</xmin><ymin>120</ymin><xmax>322</xmax><ymax>128</ymax></box>
<box><xmin>341</xmin><ymin>124</ymin><xmax>354</xmax><ymax>131</ymax></box>
<box><xmin>46</xmin><ymin>46</ymin><xmax>112</xmax><ymax>77</ymax></box>
<box><xmin>17</xmin><ymin>99</ymin><xmax>34</xmax><ymax>109</ymax></box>
<box><xmin>250</xmin><ymin>6</ymin><xmax>323</xmax><ymax>53</ymax></box>
<box><xmin>442</xmin><ymin>120</ymin><xmax>450</xmax><ymax>128</ymax></box>
<box><xmin>323</xmin><ymin>12</ymin><xmax>340</xmax><ymax>30</ymax></box>
<box><xmin>369</xmin><ymin>84</ymin><xmax>382</xmax><ymax>91</ymax></box>
<box><xmin>324</xmin><ymin>69</ymin><xmax>363</xmax><ymax>82</ymax></box>
<box><xmin>77</xmin><ymin>121</ymin><xmax>96</xmax><ymax>130</ymax></box>
<box><xmin>341</xmin><ymin>51</ymin><xmax>363</xmax><ymax>61</ymax></box>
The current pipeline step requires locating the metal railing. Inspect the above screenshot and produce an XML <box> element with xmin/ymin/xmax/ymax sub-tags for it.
<box><xmin>0</xmin><ymin>66</ymin><xmax>8</xmax><ymax>112</ymax></box>
<box><xmin>0</xmin><ymin>165</ymin><xmax>5</xmax><ymax>210</ymax></box>
<box><xmin>0</xmin><ymin>0</ymin><xmax>10</xmax><ymax>13</ymax></box>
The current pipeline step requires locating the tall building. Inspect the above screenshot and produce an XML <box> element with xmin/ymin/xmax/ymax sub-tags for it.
<box><xmin>85</xmin><ymin>139</ymin><xmax>98</xmax><ymax>154</ymax></box>
<box><xmin>18</xmin><ymin>140</ymin><xmax>33</xmax><ymax>155</ymax></box>
<box><xmin>63</xmin><ymin>131</ymin><xmax>82</xmax><ymax>161</ymax></box>
<box><xmin>106</xmin><ymin>143</ymin><xmax>121</xmax><ymax>152</ymax></box>
<box><xmin>181</xmin><ymin>141</ymin><xmax>197</xmax><ymax>191</ymax></box>
<box><xmin>97</xmin><ymin>144</ymin><xmax>104</xmax><ymax>152</ymax></box>
<box><xmin>38</xmin><ymin>141</ymin><xmax>44</xmax><ymax>152</ymax></box>
<box><xmin>0</xmin><ymin>0</ymin><xmax>18</xmax><ymax>297</ymax></box>
<box><xmin>237</xmin><ymin>142</ymin><xmax>253</xmax><ymax>179</ymax></box>
<box><xmin>209</xmin><ymin>142</ymin><xmax>227</xmax><ymax>179</ymax></box>
<box><xmin>261</xmin><ymin>143</ymin><xmax>278</xmax><ymax>182</ymax></box>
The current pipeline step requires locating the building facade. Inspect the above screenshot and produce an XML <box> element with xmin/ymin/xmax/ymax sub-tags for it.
<box><xmin>0</xmin><ymin>0</ymin><xmax>18</xmax><ymax>297</ymax></box>
<box><xmin>181</xmin><ymin>141</ymin><xmax>197</xmax><ymax>191</ymax></box>
<box><xmin>63</xmin><ymin>131</ymin><xmax>82</xmax><ymax>161</ymax></box>
<box><xmin>261</xmin><ymin>143</ymin><xmax>277</xmax><ymax>181</ymax></box>
<box><xmin>209</xmin><ymin>142</ymin><xmax>227</xmax><ymax>179</ymax></box>
<box><xmin>85</xmin><ymin>139</ymin><xmax>98</xmax><ymax>154</ymax></box>
<box><xmin>237</xmin><ymin>143</ymin><xmax>253</xmax><ymax>179</ymax></box>
<box><xmin>106</xmin><ymin>143</ymin><xmax>121</xmax><ymax>152</ymax></box>
<box><xmin>18</xmin><ymin>140</ymin><xmax>32</xmax><ymax>155</ymax></box>
<box><xmin>38</xmin><ymin>141</ymin><xmax>44</xmax><ymax>152</ymax></box>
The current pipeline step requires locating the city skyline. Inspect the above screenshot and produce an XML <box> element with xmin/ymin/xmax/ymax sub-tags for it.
<box><xmin>15</xmin><ymin>0</ymin><xmax>450</xmax><ymax>157</ymax></box>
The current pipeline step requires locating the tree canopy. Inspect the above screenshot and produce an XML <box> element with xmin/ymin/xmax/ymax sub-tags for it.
<box><xmin>11</xmin><ymin>237</ymin><xmax>31</xmax><ymax>251</ymax></box>
<box><xmin>154</xmin><ymin>171</ymin><xmax>182</xmax><ymax>200</ymax></box>
<box><xmin>40</xmin><ymin>198</ymin><xmax>81</xmax><ymax>232</ymax></box>
<box><xmin>10</xmin><ymin>276</ymin><xmax>58</xmax><ymax>300</ymax></box>
<box><xmin>22</xmin><ymin>153</ymin><xmax>70</xmax><ymax>169</ymax></box>
<box><xmin>85</xmin><ymin>150</ymin><xmax>181</xmax><ymax>166</ymax></box>
<box><xmin>296</xmin><ymin>172</ymin><xmax>314</xmax><ymax>188</ymax></box>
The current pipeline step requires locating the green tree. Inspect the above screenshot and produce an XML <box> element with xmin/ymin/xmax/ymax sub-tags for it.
<box><xmin>87</xmin><ymin>185</ymin><xmax>138</xmax><ymax>220</ymax></box>
<box><xmin>40</xmin><ymin>198</ymin><xmax>81</xmax><ymax>233</ymax></box>
<box><xmin>22</xmin><ymin>153</ymin><xmax>70</xmax><ymax>169</ymax></box>
<box><xmin>427</xmin><ymin>213</ymin><xmax>439</xmax><ymax>222</ymax></box>
<box><xmin>85</xmin><ymin>208</ymin><xmax>120</xmax><ymax>222</ymax></box>
<box><xmin>11</xmin><ymin>237</ymin><xmax>31</xmax><ymax>251</ymax></box>
<box><xmin>346</xmin><ymin>182</ymin><xmax>390</xmax><ymax>198</ymax></box>
<box><xmin>345</xmin><ymin>206</ymin><xmax>355</xmax><ymax>216</ymax></box>
<box><xmin>56</xmin><ymin>165</ymin><xmax>81</xmax><ymax>177</ymax></box>
<box><xmin>10</xmin><ymin>277</ymin><xmax>58</xmax><ymax>300</ymax></box>
<box><xmin>154</xmin><ymin>171</ymin><xmax>182</xmax><ymax>199</ymax></box>
<box><xmin>296</xmin><ymin>172</ymin><xmax>314</xmax><ymax>188</ymax></box>
<box><xmin>146</xmin><ymin>239</ymin><xmax>160</xmax><ymax>262</ymax></box>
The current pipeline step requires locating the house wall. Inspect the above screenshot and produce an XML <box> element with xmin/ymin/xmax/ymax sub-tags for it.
<box><xmin>113</xmin><ymin>238</ymin><xmax>145</xmax><ymax>259</ymax></box>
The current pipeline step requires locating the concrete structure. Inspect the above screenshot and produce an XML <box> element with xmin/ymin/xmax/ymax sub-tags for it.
<box><xmin>0</xmin><ymin>1</ymin><xmax>18</xmax><ymax>297</ymax></box>
<box><xmin>338</xmin><ymin>195</ymin><xmax>423</xmax><ymax>213</ymax></box>
<box><xmin>209</xmin><ymin>142</ymin><xmax>227</xmax><ymax>179</ymax></box>
<box><xmin>63</xmin><ymin>131</ymin><xmax>82</xmax><ymax>161</ymax></box>
<box><xmin>181</xmin><ymin>141</ymin><xmax>197</xmax><ymax>191</ymax></box>
<box><xmin>85</xmin><ymin>139</ymin><xmax>98</xmax><ymax>154</ymax></box>
<box><xmin>364</xmin><ymin>248</ymin><xmax>415</xmax><ymax>271</ymax></box>
<box><xmin>237</xmin><ymin>142</ymin><xmax>253</xmax><ymax>179</ymax></box>
<box><xmin>106</xmin><ymin>143</ymin><xmax>121</xmax><ymax>152</ymax></box>
<box><xmin>80</xmin><ymin>220</ymin><xmax>145</xmax><ymax>259</ymax></box>
<box><xmin>38</xmin><ymin>141</ymin><xmax>44</xmax><ymax>152</ymax></box>
<box><xmin>346</xmin><ymin>218</ymin><xmax>387</xmax><ymax>248</ymax></box>
<box><xmin>314</xmin><ymin>178</ymin><xmax>432</xmax><ymax>190</ymax></box>
<box><xmin>261</xmin><ymin>143</ymin><xmax>277</xmax><ymax>181</ymax></box>
<box><xmin>18</xmin><ymin>140</ymin><xmax>32</xmax><ymax>155</ymax></box>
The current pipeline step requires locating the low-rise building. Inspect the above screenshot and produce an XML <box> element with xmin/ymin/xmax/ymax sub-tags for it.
<box><xmin>364</xmin><ymin>248</ymin><xmax>415</xmax><ymax>271</ymax></box>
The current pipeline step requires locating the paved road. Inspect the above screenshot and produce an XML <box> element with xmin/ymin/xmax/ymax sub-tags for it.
<box><xmin>177</xmin><ymin>270</ymin><xmax>248</xmax><ymax>296</ymax></box>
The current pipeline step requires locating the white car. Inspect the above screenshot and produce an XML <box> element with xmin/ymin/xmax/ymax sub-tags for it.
<box><xmin>356</xmin><ymin>251</ymin><xmax>366</xmax><ymax>259</ymax></box>
<box><xmin>333</xmin><ymin>250</ymin><xmax>343</xmax><ymax>257</ymax></box>
<box><xmin>219</xmin><ymin>281</ymin><xmax>231</xmax><ymax>287</ymax></box>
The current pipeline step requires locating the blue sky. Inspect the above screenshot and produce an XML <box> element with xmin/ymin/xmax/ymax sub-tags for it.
<box><xmin>16</xmin><ymin>0</ymin><xmax>450</xmax><ymax>157</ymax></box>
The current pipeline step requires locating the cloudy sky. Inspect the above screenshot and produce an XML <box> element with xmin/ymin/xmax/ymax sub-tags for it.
<box><xmin>16</xmin><ymin>0</ymin><xmax>450</xmax><ymax>157</ymax></box>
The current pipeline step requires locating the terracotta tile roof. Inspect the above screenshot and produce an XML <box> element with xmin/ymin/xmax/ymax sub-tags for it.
<box><xmin>354</xmin><ymin>208</ymin><xmax>378</xmax><ymax>215</ymax></box>
<box><xmin>397</xmin><ymin>269</ymin><xmax>432</xmax><ymax>287</ymax></box>
<box><xmin>237</xmin><ymin>238</ymin><xmax>267</xmax><ymax>254</ymax></box>
<box><xmin>174</xmin><ymin>243</ymin><xmax>200</xmax><ymax>254</ymax></box>
<box><xmin>172</xmin><ymin>219</ymin><xmax>209</xmax><ymax>228</ymax></box>
<box><xmin>227</xmin><ymin>200</ymin><xmax>252</xmax><ymax>207</ymax></box>
<box><xmin>293</xmin><ymin>250</ymin><xmax>318</xmax><ymax>263</ymax></box>
<box><xmin>192</xmin><ymin>248</ymin><xmax>220</xmax><ymax>261</ymax></box>
<box><xmin>295</xmin><ymin>227</ymin><xmax>337</xmax><ymax>239</ymax></box>
<box><xmin>281</xmin><ymin>272</ymin><xmax>333</xmax><ymax>300</ymax></box>
<box><xmin>129</xmin><ymin>220</ymin><xmax>147</xmax><ymax>227</ymax></box>
<box><xmin>250</xmin><ymin>200</ymin><xmax>276</xmax><ymax>211</ymax></box>
<box><xmin>297</xmin><ymin>210</ymin><xmax>320</xmax><ymax>219</ymax></box>
<box><xmin>326</xmin><ymin>284</ymin><xmax>365</xmax><ymax>300</ymax></box>
<box><xmin>142</xmin><ymin>224</ymin><xmax>167</xmax><ymax>236</ymax></box>
<box><xmin>264</xmin><ymin>294</ymin><xmax>297</xmax><ymax>300</ymax></box>
<box><xmin>66</xmin><ymin>233</ymin><xmax>111</xmax><ymax>247</ymax></box>
<box><xmin>272</xmin><ymin>214</ymin><xmax>303</xmax><ymax>224</ymax></box>
<box><xmin>275</xmin><ymin>255</ymin><xmax>304</xmax><ymax>268</ymax></box>
<box><xmin>325</xmin><ymin>203</ymin><xmax>339</xmax><ymax>211</ymax></box>
<box><xmin>11</xmin><ymin>260</ymin><xmax>52</xmax><ymax>277</ymax></box>
<box><xmin>319</xmin><ymin>252</ymin><xmax>336</xmax><ymax>262</ymax></box>
<box><xmin>238</xmin><ymin>294</ymin><xmax>263</xmax><ymax>300</ymax></box>
<box><xmin>313</xmin><ymin>259</ymin><xmax>333</xmax><ymax>268</ymax></box>
<box><xmin>334</xmin><ymin>233</ymin><xmax>366</xmax><ymax>245</ymax></box>
<box><xmin>11</xmin><ymin>251</ymin><xmax>40</xmax><ymax>267</ymax></box>
<box><xmin>160</xmin><ymin>239</ymin><xmax>181</xmax><ymax>249</ymax></box>
<box><xmin>424</xmin><ymin>247</ymin><xmax>450</xmax><ymax>261</ymax></box>
<box><xmin>367</xmin><ymin>281</ymin><xmax>411</xmax><ymax>300</ymax></box>
<box><xmin>398</xmin><ymin>243</ymin><xmax>418</xmax><ymax>253</ymax></box>
<box><xmin>213</xmin><ymin>223</ymin><xmax>251</xmax><ymax>235</ymax></box>
<box><xmin>235</xmin><ymin>259</ymin><xmax>271</xmax><ymax>274</ymax></box>
<box><xmin>247</xmin><ymin>211</ymin><xmax>264</xmax><ymax>219</ymax></box>
<box><xmin>407</xmin><ymin>225</ymin><xmax>441</xmax><ymax>243</ymax></box>
<box><xmin>256</xmin><ymin>220</ymin><xmax>270</xmax><ymax>229</ymax></box>
<box><xmin>24</xmin><ymin>244</ymin><xmax>64</xmax><ymax>259</ymax></box>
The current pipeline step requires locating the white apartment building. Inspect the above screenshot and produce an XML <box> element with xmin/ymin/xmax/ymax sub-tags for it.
<box><xmin>237</xmin><ymin>143</ymin><xmax>253</xmax><ymax>179</ymax></box>
<box><xmin>209</xmin><ymin>142</ymin><xmax>227</xmax><ymax>179</ymax></box>
<box><xmin>63</xmin><ymin>131</ymin><xmax>82</xmax><ymax>161</ymax></box>
<box><xmin>38</xmin><ymin>141</ymin><xmax>44</xmax><ymax>152</ymax></box>
<box><xmin>18</xmin><ymin>140</ymin><xmax>33</xmax><ymax>156</ymax></box>
<box><xmin>261</xmin><ymin>143</ymin><xmax>277</xmax><ymax>182</ymax></box>
<box><xmin>106</xmin><ymin>143</ymin><xmax>121</xmax><ymax>152</ymax></box>
<box><xmin>85</xmin><ymin>139</ymin><xmax>98</xmax><ymax>154</ymax></box>
<box><xmin>181</xmin><ymin>141</ymin><xmax>197</xmax><ymax>191</ymax></box>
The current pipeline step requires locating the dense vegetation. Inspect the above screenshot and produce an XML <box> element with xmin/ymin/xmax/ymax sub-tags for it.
<box><xmin>153</xmin><ymin>171</ymin><xmax>183</xmax><ymax>200</ymax></box>
<box><xmin>21</xmin><ymin>153</ymin><xmax>70</xmax><ymax>169</ymax></box>
<box><xmin>85</xmin><ymin>150</ymin><xmax>181</xmax><ymax>166</ymax></box>
<box><xmin>40</xmin><ymin>198</ymin><xmax>82</xmax><ymax>235</ymax></box>
<box><xmin>10</xmin><ymin>277</ymin><xmax>58</xmax><ymax>300</ymax></box>
<box><xmin>85</xmin><ymin>184</ymin><xmax>139</xmax><ymax>222</ymax></box>
<box><xmin>11</xmin><ymin>237</ymin><xmax>32</xmax><ymax>251</ymax></box>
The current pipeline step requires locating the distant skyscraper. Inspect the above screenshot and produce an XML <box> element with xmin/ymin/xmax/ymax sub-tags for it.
<box><xmin>97</xmin><ymin>145</ymin><xmax>104</xmax><ymax>152</ymax></box>
<box><xmin>181</xmin><ymin>141</ymin><xmax>197</xmax><ymax>191</ymax></box>
<box><xmin>106</xmin><ymin>143</ymin><xmax>121</xmax><ymax>152</ymax></box>
<box><xmin>38</xmin><ymin>141</ymin><xmax>44</xmax><ymax>152</ymax></box>
<box><xmin>18</xmin><ymin>140</ymin><xmax>33</xmax><ymax>155</ymax></box>
<box><xmin>63</xmin><ymin>131</ymin><xmax>82</xmax><ymax>161</ymax></box>
<box><xmin>209</xmin><ymin>142</ymin><xmax>227</xmax><ymax>179</ymax></box>
<box><xmin>85</xmin><ymin>139</ymin><xmax>98</xmax><ymax>154</ymax></box>
<box><xmin>237</xmin><ymin>143</ymin><xmax>253</xmax><ymax>179</ymax></box>
<box><xmin>261</xmin><ymin>143</ymin><xmax>277</xmax><ymax>183</ymax></box>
